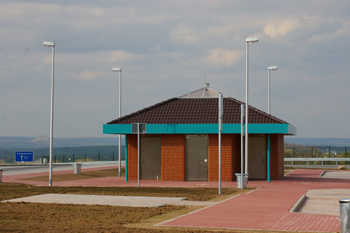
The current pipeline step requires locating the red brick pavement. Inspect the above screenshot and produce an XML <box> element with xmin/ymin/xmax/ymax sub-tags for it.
<box><xmin>159</xmin><ymin>169</ymin><xmax>350</xmax><ymax>232</ymax></box>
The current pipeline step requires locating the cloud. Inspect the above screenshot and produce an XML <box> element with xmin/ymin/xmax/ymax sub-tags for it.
<box><xmin>264</xmin><ymin>20</ymin><xmax>298</xmax><ymax>38</ymax></box>
<box><xmin>2</xmin><ymin>0</ymin><xmax>350</xmax><ymax>137</ymax></box>
<box><xmin>73</xmin><ymin>71</ymin><xmax>106</xmax><ymax>81</ymax></box>
<box><xmin>170</xmin><ymin>26</ymin><xmax>200</xmax><ymax>45</ymax></box>
<box><xmin>199</xmin><ymin>49</ymin><xmax>243</xmax><ymax>67</ymax></box>
<box><xmin>110</xmin><ymin>50</ymin><xmax>144</xmax><ymax>63</ymax></box>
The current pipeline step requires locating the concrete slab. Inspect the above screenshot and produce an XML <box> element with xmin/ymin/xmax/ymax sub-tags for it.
<box><xmin>297</xmin><ymin>189</ymin><xmax>350</xmax><ymax>216</ymax></box>
<box><xmin>2</xmin><ymin>194</ymin><xmax>215</xmax><ymax>208</ymax></box>
<box><xmin>321</xmin><ymin>171</ymin><xmax>350</xmax><ymax>179</ymax></box>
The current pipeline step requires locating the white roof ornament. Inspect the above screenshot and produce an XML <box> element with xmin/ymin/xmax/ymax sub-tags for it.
<box><xmin>179</xmin><ymin>85</ymin><xmax>226</xmax><ymax>99</ymax></box>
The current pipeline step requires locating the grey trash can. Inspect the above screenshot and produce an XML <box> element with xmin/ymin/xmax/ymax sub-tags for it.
<box><xmin>339</xmin><ymin>198</ymin><xmax>350</xmax><ymax>233</ymax></box>
<box><xmin>235</xmin><ymin>173</ymin><xmax>249</xmax><ymax>189</ymax></box>
<box><xmin>0</xmin><ymin>169</ymin><xmax>3</xmax><ymax>183</ymax></box>
<box><xmin>73</xmin><ymin>163</ymin><xmax>82</xmax><ymax>175</ymax></box>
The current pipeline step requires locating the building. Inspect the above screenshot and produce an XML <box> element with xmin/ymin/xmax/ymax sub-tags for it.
<box><xmin>103</xmin><ymin>85</ymin><xmax>296</xmax><ymax>182</ymax></box>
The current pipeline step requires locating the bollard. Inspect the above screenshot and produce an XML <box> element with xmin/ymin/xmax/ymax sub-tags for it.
<box><xmin>0</xmin><ymin>169</ymin><xmax>2</xmax><ymax>183</ymax></box>
<box><xmin>73</xmin><ymin>163</ymin><xmax>82</xmax><ymax>175</ymax></box>
<box><xmin>339</xmin><ymin>198</ymin><xmax>350</xmax><ymax>233</ymax></box>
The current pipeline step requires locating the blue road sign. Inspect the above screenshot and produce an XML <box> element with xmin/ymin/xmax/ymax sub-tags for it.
<box><xmin>15</xmin><ymin>151</ymin><xmax>34</xmax><ymax>162</ymax></box>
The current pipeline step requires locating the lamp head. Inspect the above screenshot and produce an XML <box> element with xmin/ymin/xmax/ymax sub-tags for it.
<box><xmin>268</xmin><ymin>66</ymin><xmax>278</xmax><ymax>71</ymax></box>
<box><xmin>246</xmin><ymin>37</ymin><xmax>259</xmax><ymax>43</ymax></box>
<box><xmin>42</xmin><ymin>41</ymin><xmax>55</xmax><ymax>47</ymax></box>
<box><xmin>112</xmin><ymin>67</ymin><xmax>122</xmax><ymax>72</ymax></box>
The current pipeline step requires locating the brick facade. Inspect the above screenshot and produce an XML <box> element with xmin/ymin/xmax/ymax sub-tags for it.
<box><xmin>161</xmin><ymin>134</ymin><xmax>185</xmax><ymax>181</ymax></box>
<box><xmin>270</xmin><ymin>134</ymin><xmax>284</xmax><ymax>180</ymax></box>
<box><xmin>127</xmin><ymin>133</ymin><xmax>284</xmax><ymax>182</ymax></box>
<box><xmin>208</xmin><ymin>134</ymin><xmax>235</xmax><ymax>181</ymax></box>
<box><xmin>127</xmin><ymin>134</ymin><xmax>138</xmax><ymax>181</ymax></box>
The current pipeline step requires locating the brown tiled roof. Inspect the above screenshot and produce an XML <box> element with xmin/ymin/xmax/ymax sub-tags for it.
<box><xmin>107</xmin><ymin>97</ymin><xmax>287</xmax><ymax>124</ymax></box>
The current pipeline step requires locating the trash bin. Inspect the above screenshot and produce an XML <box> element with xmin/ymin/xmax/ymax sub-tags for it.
<box><xmin>339</xmin><ymin>198</ymin><xmax>350</xmax><ymax>233</ymax></box>
<box><xmin>0</xmin><ymin>169</ymin><xmax>3</xmax><ymax>183</ymax></box>
<box><xmin>235</xmin><ymin>173</ymin><xmax>249</xmax><ymax>189</ymax></box>
<box><xmin>73</xmin><ymin>163</ymin><xmax>82</xmax><ymax>175</ymax></box>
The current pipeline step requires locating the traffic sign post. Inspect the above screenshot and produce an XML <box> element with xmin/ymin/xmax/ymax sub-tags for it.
<box><xmin>15</xmin><ymin>151</ymin><xmax>34</xmax><ymax>162</ymax></box>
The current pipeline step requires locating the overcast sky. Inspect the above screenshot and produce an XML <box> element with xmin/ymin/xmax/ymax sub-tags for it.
<box><xmin>1</xmin><ymin>0</ymin><xmax>350</xmax><ymax>138</ymax></box>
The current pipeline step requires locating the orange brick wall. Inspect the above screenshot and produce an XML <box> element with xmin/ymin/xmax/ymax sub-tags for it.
<box><xmin>161</xmin><ymin>134</ymin><xmax>185</xmax><ymax>181</ymax></box>
<box><xmin>126</xmin><ymin>133</ymin><xmax>284</xmax><ymax>181</ymax></box>
<box><xmin>270</xmin><ymin>134</ymin><xmax>284</xmax><ymax>180</ymax></box>
<box><xmin>127</xmin><ymin>134</ymin><xmax>138</xmax><ymax>180</ymax></box>
<box><xmin>208</xmin><ymin>134</ymin><xmax>235</xmax><ymax>181</ymax></box>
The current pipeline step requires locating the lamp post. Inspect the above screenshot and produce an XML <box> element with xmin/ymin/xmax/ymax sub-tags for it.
<box><xmin>268</xmin><ymin>66</ymin><xmax>278</xmax><ymax>115</ymax></box>
<box><xmin>245</xmin><ymin>37</ymin><xmax>259</xmax><ymax>180</ymax></box>
<box><xmin>42</xmin><ymin>41</ymin><xmax>55</xmax><ymax>186</ymax></box>
<box><xmin>112</xmin><ymin>67</ymin><xmax>122</xmax><ymax>177</ymax></box>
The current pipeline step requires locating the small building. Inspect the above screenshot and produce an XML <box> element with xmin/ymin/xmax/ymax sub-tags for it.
<box><xmin>103</xmin><ymin>85</ymin><xmax>296</xmax><ymax>182</ymax></box>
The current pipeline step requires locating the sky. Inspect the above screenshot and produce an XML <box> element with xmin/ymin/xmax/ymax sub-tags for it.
<box><xmin>1</xmin><ymin>0</ymin><xmax>350</xmax><ymax>138</ymax></box>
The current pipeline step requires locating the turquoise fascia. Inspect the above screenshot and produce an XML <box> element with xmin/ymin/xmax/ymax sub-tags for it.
<box><xmin>125</xmin><ymin>135</ymin><xmax>128</xmax><ymax>182</ymax></box>
<box><xmin>267</xmin><ymin>134</ymin><xmax>271</xmax><ymax>182</ymax></box>
<box><xmin>103</xmin><ymin>123</ymin><xmax>296</xmax><ymax>135</ymax></box>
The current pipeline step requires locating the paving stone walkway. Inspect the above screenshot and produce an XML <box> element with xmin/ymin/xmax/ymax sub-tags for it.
<box><xmin>157</xmin><ymin>169</ymin><xmax>350</xmax><ymax>232</ymax></box>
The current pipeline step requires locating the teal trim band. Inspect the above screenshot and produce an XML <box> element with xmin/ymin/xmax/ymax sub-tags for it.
<box><xmin>125</xmin><ymin>135</ymin><xmax>128</xmax><ymax>182</ymax></box>
<box><xmin>267</xmin><ymin>134</ymin><xmax>271</xmax><ymax>182</ymax></box>
<box><xmin>103</xmin><ymin>124</ymin><xmax>131</xmax><ymax>134</ymax></box>
<box><xmin>103</xmin><ymin>123</ymin><xmax>296</xmax><ymax>135</ymax></box>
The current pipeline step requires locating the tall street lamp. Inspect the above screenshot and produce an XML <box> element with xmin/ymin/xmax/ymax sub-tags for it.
<box><xmin>245</xmin><ymin>37</ymin><xmax>259</xmax><ymax>181</ymax></box>
<box><xmin>112</xmin><ymin>67</ymin><xmax>122</xmax><ymax>177</ymax></box>
<box><xmin>268</xmin><ymin>66</ymin><xmax>278</xmax><ymax>115</ymax></box>
<box><xmin>43</xmin><ymin>41</ymin><xmax>55</xmax><ymax>186</ymax></box>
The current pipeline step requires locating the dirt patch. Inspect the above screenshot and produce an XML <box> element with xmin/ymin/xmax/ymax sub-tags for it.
<box><xmin>20</xmin><ymin>168</ymin><xmax>123</xmax><ymax>182</ymax></box>
<box><xmin>0</xmin><ymin>201</ymin><xmax>184</xmax><ymax>233</ymax></box>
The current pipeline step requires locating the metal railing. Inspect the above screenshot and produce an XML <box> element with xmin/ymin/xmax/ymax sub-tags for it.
<box><xmin>284</xmin><ymin>158</ymin><xmax>350</xmax><ymax>165</ymax></box>
<box><xmin>284</xmin><ymin>145</ymin><xmax>349</xmax><ymax>165</ymax></box>
<box><xmin>40</xmin><ymin>152</ymin><xmax>124</xmax><ymax>164</ymax></box>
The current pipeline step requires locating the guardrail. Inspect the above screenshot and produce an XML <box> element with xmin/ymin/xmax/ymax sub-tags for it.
<box><xmin>284</xmin><ymin>158</ymin><xmax>350</xmax><ymax>165</ymax></box>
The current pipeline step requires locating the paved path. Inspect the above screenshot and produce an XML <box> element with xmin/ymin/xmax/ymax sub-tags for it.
<box><xmin>158</xmin><ymin>169</ymin><xmax>350</xmax><ymax>232</ymax></box>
